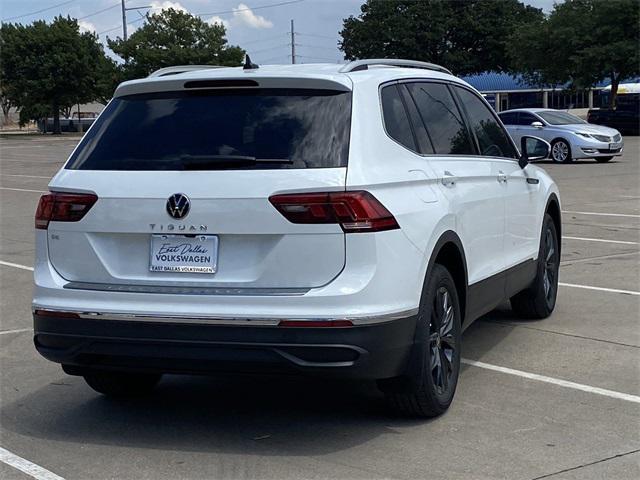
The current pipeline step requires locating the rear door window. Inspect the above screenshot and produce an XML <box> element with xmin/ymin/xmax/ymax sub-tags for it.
<box><xmin>498</xmin><ymin>112</ymin><xmax>518</xmax><ymax>125</ymax></box>
<box><xmin>380</xmin><ymin>84</ymin><xmax>417</xmax><ymax>152</ymax></box>
<box><xmin>453</xmin><ymin>86</ymin><xmax>519</xmax><ymax>159</ymax></box>
<box><xmin>405</xmin><ymin>82</ymin><xmax>475</xmax><ymax>155</ymax></box>
<box><xmin>67</xmin><ymin>89</ymin><xmax>352</xmax><ymax>170</ymax></box>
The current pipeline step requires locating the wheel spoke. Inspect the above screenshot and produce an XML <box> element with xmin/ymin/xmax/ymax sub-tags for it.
<box><xmin>440</xmin><ymin>307</ymin><xmax>453</xmax><ymax>336</ymax></box>
<box><xmin>546</xmin><ymin>233</ymin><xmax>555</xmax><ymax>261</ymax></box>
<box><xmin>439</xmin><ymin>348</ymin><xmax>449</xmax><ymax>390</ymax></box>
<box><xmin>430</xmin><ymin>308</ymin><xmax>439</xmax><ymax>332</ymax></box>
<box><xmin>427</xmin><ymin>284</ymin><xmax>458</xmax><ymax>394</ymax></box>
<box><xmin>441</xmin><ymin>333</ymin><xmax>456</xmax><ymax>349</ymax></box>
<box><xmin>442</xmin><ymin>290</ymin><xmax>450</xmax><ymax>313</ymax></box>
<box><xmin>431</xmin><ymin>346</ymin><xmax>442</xmax><ymax>388</ymax></box>
<box><xmin>543</xmin><ymin>271</ymin><xmax>550</xmax><ymax>296</ymax></box>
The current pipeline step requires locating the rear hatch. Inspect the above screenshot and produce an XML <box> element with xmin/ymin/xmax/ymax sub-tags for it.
<box><xmin>46</xmin><ymin>82</ymin><xmax>352</xmax><ymax>290</ymax></box>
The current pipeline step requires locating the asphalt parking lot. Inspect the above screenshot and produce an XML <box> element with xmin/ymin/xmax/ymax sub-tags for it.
<box><xmin>0</xmin><ymin>134</ymin><xmax>638</xmax><ymax>480</ymax></box>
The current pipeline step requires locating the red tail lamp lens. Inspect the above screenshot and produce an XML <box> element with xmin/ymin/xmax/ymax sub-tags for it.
<box><xmin>269</xmin><ymin>191</ymin><xmax>399</xmax><ymax>233</ymax></box>
<box><xmin>35</xmin><ymin>192</ymin><xmax>97</xmax><ymax>229</ymax></box>
<box><xmin>34</xmin><ymin>309</ymin><xmax>80</xmax><ymax>319</ymax></box>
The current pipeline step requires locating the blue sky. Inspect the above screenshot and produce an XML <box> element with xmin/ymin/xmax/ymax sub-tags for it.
<box><xmin>0</xmin><ymin>0</ymin><xmax>558</xmax><ymax>64</ymax></box>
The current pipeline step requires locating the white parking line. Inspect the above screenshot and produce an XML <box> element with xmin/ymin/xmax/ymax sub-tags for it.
<box><xmin>563</xmin><ymin>235</ymin><xmax>639</xmax><ymax>245</ymax></box>
<box><xmin>563</xmin><ymin>210</ymin><xmax>640</xmax><ymax>218</ymax></box>
<box><xmin>0</xmin><ymin>446</ymin><xmax>66</xmax><ymax>480</ymax></box>
<box><xmin>462</xmin><ymin>359</ymin><xmax>640</xmax><ymax>404</ymax></box>
<box><xmin>559</xmin><ymin>282</ymin><xmax>639</xmax><ymax>296</ymax></box>
<box><xmin>0</xmin><ymin>187</ymin><xmax>45</xmax><ymax>193</ymax></box>
<box><xmin>0</xmin><ymin>174</ymin><xmax>51</xmax><ymax>179</ymax></box>
<box><xmin>0</xmin><ymin>328</ymin><xmax>31</xmax><ymax>336</ymax></box>
<box><xmin>0</xmin><ymin>260</ymin><xmax>33</xmax><ymax>271</ymax></box>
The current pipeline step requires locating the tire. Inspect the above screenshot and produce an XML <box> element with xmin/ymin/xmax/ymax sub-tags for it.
<box><xmin>595</xmin><ymin>156</ymin><xmax>613</xmax><ymax>163</ymax></box>
<box><xmin>551</xmin><ymin>139</ymin><xmax>572</xmax><ymax>163</ymax></box>
<box><xmin>510</xmin><ymin>214</ymin><xmax>560</xmax><ymax>319</ymax></box>
<box><xmin>83</xmin><ymin>371</ymin><xmax>161</xmax><ymax>397</ymax></box>
<box><xmin>383</xmin><ymin>264</ymin><xmax>462</xmax><ymax>418</ymax></box>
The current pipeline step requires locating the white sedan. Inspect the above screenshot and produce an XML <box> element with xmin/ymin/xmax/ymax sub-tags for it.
<box><xmin>498</xmin><ymin>108</ymin><xmax>623</xmax><ymax>163</ymax></box>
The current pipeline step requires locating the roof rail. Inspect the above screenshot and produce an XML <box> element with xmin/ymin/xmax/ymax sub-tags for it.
<box><xmin>339</xmin><ymin>59</ymin><xmax>452</xmax><ymax>75</ymax></box>
<box><xmin>148</xmin><ymin>65</ymin><xmax>226</xmax><ymax>78</ymax></box>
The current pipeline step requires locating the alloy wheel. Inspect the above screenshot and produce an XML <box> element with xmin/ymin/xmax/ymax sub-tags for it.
<box><xmin>542</xmin><ymin>227</ymin><xmax>558</xmax><ymax>307</ymax></box>
<box><xmin>429</xmin><ymin>287</ymin><xmax>457</xmax><ymax>395</ymax></box>
<box><xmin>552</xmin><ymin>141</ymin><xmax>569</xmax><ymax>162</ymax></box>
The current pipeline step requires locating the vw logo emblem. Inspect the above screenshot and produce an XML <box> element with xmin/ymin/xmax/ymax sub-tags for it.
<box><xmin>166</xmin><ymin>193</ymin><xmax>190</xmax><ymax>219</ymax></box>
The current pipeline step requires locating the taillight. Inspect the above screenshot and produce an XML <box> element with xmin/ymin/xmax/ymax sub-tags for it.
<box><xmin>34</xmin><ymin>309</ymin><xmax>80</xmax><ymax>319</ymax></box>
<box><xmin>35</xmin><ymin>192</ymin><xmax>98</xmax><ymax>229</ymax></box>
<box><xmin>269</xmin><ymin>191</ymin><xmax>399</xmax><ymax>233</ymax></box>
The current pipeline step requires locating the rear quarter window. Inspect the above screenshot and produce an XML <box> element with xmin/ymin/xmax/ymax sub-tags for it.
<box><xmin>380</xmin><ymin>84</ymin><xmax>417</xmax><ymax>151</ymax></box>
<box><xmin>67</xmin><ymin>88</ymin><xmax>352</xmax><ymax>171</ymax></box>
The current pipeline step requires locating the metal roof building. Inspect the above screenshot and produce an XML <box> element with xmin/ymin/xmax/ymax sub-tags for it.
<box><xmin>460</xmin><ymin>72</ymin><xmax>638</xmax><ymax>111</ymax></box>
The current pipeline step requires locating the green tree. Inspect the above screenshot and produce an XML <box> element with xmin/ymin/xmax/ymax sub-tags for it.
<box><xmin>0</xmin><ymin>16</ymin><xmax>115</xmax><ymax>133</ymax></box>
<box><xmin>339</xmin><ymin>0</ymin><xmax>543</xmax><ymax>75</ymax></box>
<box><xmin>510</xmin><ymin>0</ymin><xmax>640</xmax><ymax>108</ymax></box>
<box><xmin>108</xmin><ymin>8</ymin><xmax>245</xmax><ymax>80</ymax></box>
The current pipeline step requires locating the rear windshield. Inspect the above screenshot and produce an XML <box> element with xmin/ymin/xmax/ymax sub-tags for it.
<box><xmin>66</xmin><ymin>88</ymin><xmax>352</xmax><ymax>170</ymax></box>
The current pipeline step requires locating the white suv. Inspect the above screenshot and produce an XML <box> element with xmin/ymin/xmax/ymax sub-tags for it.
<box><xmin>33</xmin><ymin>59</ymin><xmax>561</xmax><ymax>417</ymax></box>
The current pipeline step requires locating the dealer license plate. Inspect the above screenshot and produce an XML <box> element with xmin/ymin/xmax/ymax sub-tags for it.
<box><xmin>150</xmin><ymin>235</ymin><xmax>218</xmax><ymax>273</ymax></box>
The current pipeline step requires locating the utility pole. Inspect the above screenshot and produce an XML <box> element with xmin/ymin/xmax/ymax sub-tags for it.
<box><xmin>121</xmin><ymin>1</ymin><xmax>151</xmax><ymax>41</ymax></box>
<box><xmin>290</xmin><ymin>19</ymin><xmax>296</xmax><ymax>64</ymax></box>
<box><xmin>121</xmin><ymin>0</ymin><xmax>128</xmax><ymax>40</ymax></box>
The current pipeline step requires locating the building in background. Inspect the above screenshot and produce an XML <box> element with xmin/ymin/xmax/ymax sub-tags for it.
<box><xmin>461</xmin><ymin>72</ymin><xmax>639</xmax><ymax>112</ymax></box>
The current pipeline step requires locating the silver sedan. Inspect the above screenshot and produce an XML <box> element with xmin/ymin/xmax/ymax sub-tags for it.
<box><xmin>498</xmin><ymin>108</ymin><xmax>623</xmax><ymax>163</ymax></box>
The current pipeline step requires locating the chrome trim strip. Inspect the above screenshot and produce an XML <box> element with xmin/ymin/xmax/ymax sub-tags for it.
<box><xmin>63</xmin><ymin>282</ymin><xmax>309</xmax><ymax>297</ymax></box>
<box><xmin>33</xmin><ymin>308</ymin><xmax>419</xmax><ymax>326</ymax></box>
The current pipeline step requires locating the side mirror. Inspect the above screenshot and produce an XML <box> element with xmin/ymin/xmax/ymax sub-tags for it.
<box><xmin>519</xmin><ymin>135</ymin><xmax>551</xmax><ymax>168</ymax></box>
<box><xmin>531</xmin><ymin>121</ymin><xmax>544</xmax><ymax>129</ymax></box>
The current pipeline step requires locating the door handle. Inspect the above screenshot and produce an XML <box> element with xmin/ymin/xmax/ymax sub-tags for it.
<box><xmin>442</xmin><ymin>171</ymin><xmax>457</xmax><ymax>187</ymax></box>
<box><xmin>497</xmin><ymin>171</ymin><xmax>508</xmax><ymax>183</ymax></box>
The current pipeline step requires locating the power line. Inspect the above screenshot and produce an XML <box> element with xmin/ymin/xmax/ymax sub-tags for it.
<box><xmin>1</xmin><ymin>0</ymin><xmax>75</xmax><ymax>22</ymax></box>
<box><xmin>98</xmin><ymin>0</ymin><xmax>307</xmax><ymax>38</ymax></box>
<box><xmin>297</xmin><ymin>44</ymin><xmax>338</xmax><ymax>51</ymax></box>
<box><xmin>260</xmin><ymin>55</ymin><xmax>290</xmax><ymax>64</ymax></box>
<box><xmin>197</xmin><ymin>0</ymin><xmax>305</xmax><ymax>17</ymax></box>
<box><xmin>240</xmin><ymin>33</ymin><xmax>289</xmax><ymax>46</ymax></box>
<box><xmin>296</xmin><ymin>32</ymin><xmax>336</xmax><ymax>41</ymax></box>
<box><xmin>295</xmin><ymin>54</ymin><xmax>341</xmax><ymax>63</ymax></box>
<box><xmin>78</xmin><ymin>2</ymin><xmax>121</xmax><ymax>21</ymax></box>
<box><xmin>248</xmin><ymin>44</ymin><xmax>291</xmax><ymax>55</ymax></box>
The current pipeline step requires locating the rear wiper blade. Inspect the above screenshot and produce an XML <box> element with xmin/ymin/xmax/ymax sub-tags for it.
<box><xmin>180</xmin><ymin>154</ymin><xmax>292</xmax><ymax>168</ymax></box>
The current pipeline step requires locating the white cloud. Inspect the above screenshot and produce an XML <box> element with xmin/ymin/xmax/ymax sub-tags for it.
<box><xmin>78</xmin><ymin>20</ymin><xmax>96</xmax><ymax>34</ymax></box>
<box><xmin>232</xmin><ymin>3</ymin><xmax>273</xmax><ymax>29</ymax></box>
<box><xmin>150</xmin><ymin>1</ymin><xmax>188</xmax><ymax>13</ymax></box>
<box><xmin>207</xmin><ymin>15</ymin><xmax>230</xmax><ymax>29</ymax></box>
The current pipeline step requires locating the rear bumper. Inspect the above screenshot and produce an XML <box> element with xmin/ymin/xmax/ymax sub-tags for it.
<box><xmin>33</xmin><ymin>312</ymin><xmax>417</xmax><ymax>380</ymax></box>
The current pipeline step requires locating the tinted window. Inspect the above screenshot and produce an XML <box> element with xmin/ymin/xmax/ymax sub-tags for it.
<box><xmin>406</xmin><ymin>82</ymin><xmax>474</xmax><ymax>155</ymax></box>
<box><xmin>381</xmin><ymin>85</ymin><xmax>416</xmax><ymax>151</ymax></box>
<box><xmin>538</xmin><ymin>111</ymin><xmax>586</xmax><ymax>125</ymax></box>
<box><xmin>498</xmin><ymin>112</ymin><xmax>518</xmax><ymax>125</ymax></box>
<box><xmin>398</xmin><ymin>85</ymin><xmax>434</xmax><ymax>154</ymax></box>
<box><xmin>454</xmin><ymin>87</ymin><xmax>518</xmax><ymax>159</ymax></box>
<box><xmin>518</xmin><ymin>112</ymin><xmax>539</xmax><ymax>125</ymax></box>
<box><xmin>67</xmin><ymin>89</ymin><xmax>352</xmax><ymax>170</ymax></box>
